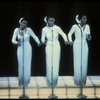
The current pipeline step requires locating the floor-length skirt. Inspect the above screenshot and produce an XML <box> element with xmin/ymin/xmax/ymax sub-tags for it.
<box><xmin>17</xmin><ymin>42</ymin><xmax>32</xmax><ymax>87</ymax></box>
<box><xmin>46</xmin><ymin>41</ymin><xmax>61</xmax><ymax>87</ymax></box>
<box><xmin>73</xmin><ymin>40</ymin><xmax>88</xmax><ymax>86</ymax></box>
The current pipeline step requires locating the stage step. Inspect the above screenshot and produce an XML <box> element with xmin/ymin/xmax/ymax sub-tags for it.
<box><xmin>0</xmin><ymin>76</ymin><xmax>100</xmax><ymax>99</ymax></box>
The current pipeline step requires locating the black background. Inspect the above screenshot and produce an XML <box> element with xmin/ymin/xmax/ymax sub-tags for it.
<box><xmin>0</xmin><ymin>0</ymin><xmax>100</xmax><ymax>76</ymax></box>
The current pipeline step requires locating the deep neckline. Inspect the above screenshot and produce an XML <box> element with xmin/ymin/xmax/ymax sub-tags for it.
<box><xmin>18</xmin><ymin>28</ymin><xmax>26</xmax><ymax>36</ymax></box>
<box><xmin>77</xmin><ymin>24</ymin><xmax>86</xmax><ymax>32</ymax></box>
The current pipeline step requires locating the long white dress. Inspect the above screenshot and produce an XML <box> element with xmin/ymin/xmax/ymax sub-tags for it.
<box><xmin>41</xmin><ymin>25</ymin><xmax>68</xmax><ymax>86</ymax></box>
<box><xmin>68</xmin><ymin>24</ymin><xmax>90</xmax><ymax>86</ymax></box>
<box><xmin>12</xmin><ymin>27</ymin><xmax>40</xmax><ymax>87</ymax></box>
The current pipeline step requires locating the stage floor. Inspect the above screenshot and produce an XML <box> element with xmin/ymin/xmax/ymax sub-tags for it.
<box><xmin>0</xmin><ymin>76</ymin><xmax>100</xmax><ymax>99</ymax></box>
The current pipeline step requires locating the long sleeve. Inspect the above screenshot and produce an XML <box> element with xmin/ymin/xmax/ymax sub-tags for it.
<box><xmin>41</xmin><ymin>29</ymin><xmax>46</xmax><ymax>44</ymax></box>
<box><xmin>28</xmin><ymin>28</ymin><xmax>40</xmax><ymax>45</ymax></box>
<box><xmin>58</xmin><ymin>27</ymin><xmax>68</xmax><ymax>42</ymax></box>
<box><xmin>11</xmin><ymin>28</ymin><xmax>18</xmax><ymax>44</ymax></box>
<box><xmin>86</xmin><ymin>25</ymin><xmax>91</xmax><ymax>41</ymax></box>
<box><xmin>68</xmin><ymin>25</ymin><xmax>75</xmax><ymax>42</ymax></box>
<box><xmin>87</xmin><ymin>25</ymin><xmax>90</xmax><ymax>35</ymax></box>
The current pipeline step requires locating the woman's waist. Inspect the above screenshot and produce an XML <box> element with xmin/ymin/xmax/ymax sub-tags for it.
<box><xmin>46</xmin><ymin>41</ymin><xmax>60</xmax><ymax>46</ymax></box>
<box><xmin>47</xmin><ymin>41</ymin><xmax>59</xmax><ymax>45</ymax></box>
<box><xmin>18</xmin><ymin>41</ymin><xmax>31</xmax><ymax>47</ymax></box>
<box><xmin>75</xmin><ymin>38</ymin><xmax>87</xmax><ymax>41</ymax></box>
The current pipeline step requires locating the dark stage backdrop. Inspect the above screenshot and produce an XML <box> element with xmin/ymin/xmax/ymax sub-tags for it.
<box><xmin>0</xmin><ymin>1</ymin><xmax>100</xmax><ymax>76</ymax></box>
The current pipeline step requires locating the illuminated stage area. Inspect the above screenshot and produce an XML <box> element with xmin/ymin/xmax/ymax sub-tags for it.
<box><xmin>0</xmin><ymin>76</ymin><xmax>100</xmax><ymax>99</ymax></box>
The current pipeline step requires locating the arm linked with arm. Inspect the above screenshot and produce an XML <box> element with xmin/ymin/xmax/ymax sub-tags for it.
<box><xmin>28</xmin><ymin>28</ymin><xmax>40</xmax><ymax>45</ymax></box>
<box><xmin>68</xmin><ymin>25</ymin><xmax>75</xmax><ymax>45</ymax></box>
<box><xmin>41</xmin><ymin>29</ymin><xmax>46</xmax><ymax>45</ymax></box>
<box><xmin>58</xmin><ymin>27</ymin><xmax>68</xmax><ymax>43</ymax></box>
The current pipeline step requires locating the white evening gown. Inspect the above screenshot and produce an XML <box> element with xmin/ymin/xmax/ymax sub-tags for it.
<box><xmin>68</xmin><ymin>24</ymin><xmax>91</xmax><ymax>86</ymax></box>
<box><xmin>12</xmin><ymin>27</ymin><xmax>40</xmax><ymax>87</ymax></box>
<box><xmin>41</xmin><ymin>25</ymin><xmax>68</xmax><ymax>86</ymax></box>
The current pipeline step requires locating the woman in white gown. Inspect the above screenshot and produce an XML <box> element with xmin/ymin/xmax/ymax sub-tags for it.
<box><xmin>68</xmin><ymin>15</ymin><xmax>91</xmax><ymax>86</ymax></box>
<box><xmin>12</xmin><ymin>18</ymin><xmax>41</xmax><ymax>87</ymax></box>
<box><xmin>41</xmin><ymin>16</ymin><xmax>68</xmax><ymax>87</ymax></box>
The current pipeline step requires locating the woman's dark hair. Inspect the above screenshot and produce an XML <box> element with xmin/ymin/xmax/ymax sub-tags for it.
<box><xmin>46</xmin><ymin>16</ymin><xmax>55</xmax><ymax>22</ymax></box>
<box><xmin>79</xmin><ymin>14</ymin><xmax>87</xmax><ymax>20</ymax></box>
